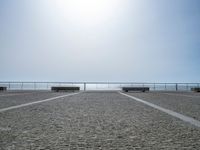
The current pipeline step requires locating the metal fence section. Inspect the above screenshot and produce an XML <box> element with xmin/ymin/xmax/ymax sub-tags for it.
<box><xmin>0</xmin><ymin>82</ymin><xmax>200</xmax><ymax>91</ymax></box>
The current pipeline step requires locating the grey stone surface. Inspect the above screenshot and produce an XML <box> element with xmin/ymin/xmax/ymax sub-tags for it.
<box><xmin>0</xmin><ymin>92</ymin><xmax>200</xmax><ymax>149</ymax></box>
<box><xmin>127</xmin><ymin>92</ymin><xmax>200</xmax><ymax>121</ymax></box>
<box><xmin>0</xmin><ymin>91</ymin><xmax>68</xmax><ymax>109</ymax></box>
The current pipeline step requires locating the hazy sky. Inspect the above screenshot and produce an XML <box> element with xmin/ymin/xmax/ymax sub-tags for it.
<box><xmin>0</xmin><ymin>0</ymin><xmax>200</xmax><ymax>82</ymax></box>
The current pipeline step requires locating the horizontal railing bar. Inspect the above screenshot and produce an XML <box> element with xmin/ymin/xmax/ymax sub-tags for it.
<box><xmin>0</xmin><ymin>82</ymin><xmax>198</xmax><ymax>84</ymax></box>
<box><xmin>0</xmin><ymin>81</ymin><xmax>200</xmax><ymax>84</ymax></box>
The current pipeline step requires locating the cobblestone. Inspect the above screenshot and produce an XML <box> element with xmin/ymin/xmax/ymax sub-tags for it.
<box><xmin>0</xmin><ymin>91</ymin><xmax>68</xmax><ymax>109</ymax></box>
<box><xmin>127</xmin><ymin>92</ymin><xmax>200</xmax><ymax>121</ymax></box>
<box><xmin>0</xmin><ymin>92</ymin><xmax>200</xmax><ymax>149</ymax></box>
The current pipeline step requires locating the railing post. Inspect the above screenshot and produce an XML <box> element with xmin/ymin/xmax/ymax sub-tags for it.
<box><xmin>165</xmin><ymin>83</ymin><xmax>167</xmax><ymax>90</ymax></box>
<box><xmin>154</xmin><ymin>83</ymin><xmax>156</xmax><ymax>91</ymax></box>
<box><xmin>84</xmin><ymin>83</ymin><xmax>86</xmax><ymax>91</ymax></box>
<box><xmin>8</xmin><ymin>82</ymin><xmax>11</xmax><ymax>90</ymax></box>
<box><xmin>34</xmin><ymin>82</ymin><xmax>36</xmax><ymax>90</ymax></box>
<box><xmin>21</xmin><ymin>82</ymin><xmax>24</xmax><ymax>90</ymax></box>
<box><xmin>176</xmin><ymin>83</ymin><xmax>178</xmax><ymax>91</ymax></box>
<box><xmin>186</xmin><ymin>83</ymin><xmax>189</xmax><ymax>91</ymax></box>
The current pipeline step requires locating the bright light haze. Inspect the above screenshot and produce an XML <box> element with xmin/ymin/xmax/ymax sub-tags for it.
<box><xmin>0</xmin><ymin>0</ymin><xmax>200</xmax><ymax>82</ymax></box>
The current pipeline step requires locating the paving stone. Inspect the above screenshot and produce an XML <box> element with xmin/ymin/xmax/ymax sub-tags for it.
<box><xmin>0</xmin><ymin>92</ymin><xmax>200</xmax><ymax>149</ymax></box>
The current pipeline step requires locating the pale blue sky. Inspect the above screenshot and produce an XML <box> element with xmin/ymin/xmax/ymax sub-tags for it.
<box><xmin>0</xmin><ymin>0</ymin><xmax>200</xmax><ymax>82</ymax></box>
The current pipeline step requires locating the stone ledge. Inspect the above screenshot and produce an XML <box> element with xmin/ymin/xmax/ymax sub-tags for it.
<box><xmin>51</xmin><ymin>86</ymin><xmax>80</xmax><ymax>92</ymax></box>
<box><xmin>122</xmin><ymin>87</ymin><xmax>149</xmax><ymax>92</ymax></box>
<box><xmin>0</xmin><ymin>87</ymin><xmax>7</xmax><ymax>91</ymax></box>
<box><xmin>191</xmin><ymin>87</ymin><xmax>200</xmax><ymax>92</ymax></box>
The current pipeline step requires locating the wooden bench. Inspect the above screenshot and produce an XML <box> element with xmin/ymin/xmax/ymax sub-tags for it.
<box><xmin>0</xmin><ymin>87</ymin><xmax>7</xmax><ymax>91</ymax></box>
<box><xmin>122</xmin><ymin>87</ymin><xmax>149</xmax><ymax>92</ymax></box>
<box><xmin>191</xmin><ymin>87</ymin><xmax>200</xmax><ymax>92</ymax></box>
<box><xmin>51</xmin><ymin>86</ymin><xmax>80</xmax><ymax>92</ymax></box>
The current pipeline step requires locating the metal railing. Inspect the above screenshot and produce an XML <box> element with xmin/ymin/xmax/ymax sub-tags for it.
<box><xmin>0</xmin><ymin>81</ymin><xmax>200</xmax><ymax>91</ymax></box>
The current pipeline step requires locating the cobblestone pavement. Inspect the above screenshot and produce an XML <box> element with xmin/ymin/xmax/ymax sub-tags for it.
<box><xmin>0</xmin><ymin>92</ymin><xmax>200</xmax><ymax>150</ymax></box>
<box><xmin>0</xmin><ymin>91</ymin><xmax>68</xmax><ymax>109</ymax></box>
<box><xmin>0</xmin><ymin>91</ymin><xmax>45</xmax><ymax>96</ymax></box>
<box><xmin>163</xmin><ymin>91</ymin><xmax>200</xmax><ymax>97</ymax></box>
<box><xmin>127</xmin><ymin>92</ymin><xmax>200</xmax><ymax>121</ymax></box>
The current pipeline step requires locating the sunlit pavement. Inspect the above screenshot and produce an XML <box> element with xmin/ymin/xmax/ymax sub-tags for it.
<box><xmin>0</xmin><ymin>91</ymin><xmax>200</xmax><ymax>149</ymax></box>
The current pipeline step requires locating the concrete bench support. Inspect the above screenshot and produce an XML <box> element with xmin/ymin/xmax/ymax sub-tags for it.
<box><xmin>122</xmin><ymin>87</ymin><xmax>149</xmax><ymax>92</ymax></box>
<box><xmin>191</xmin><ymin>87</ymin><xmax>200</xmax><ymax>92</ymax></box>
<box><xmin>0</xmin><ymin>87</ymin><xmax>7</xmax><ymax>91</ymax></box>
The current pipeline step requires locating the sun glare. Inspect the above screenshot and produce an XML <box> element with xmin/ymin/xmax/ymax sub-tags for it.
<box><xmin>54</xmin><ymin>0</ymin><xmax>121</xmax><ymax>26</ymax></box>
